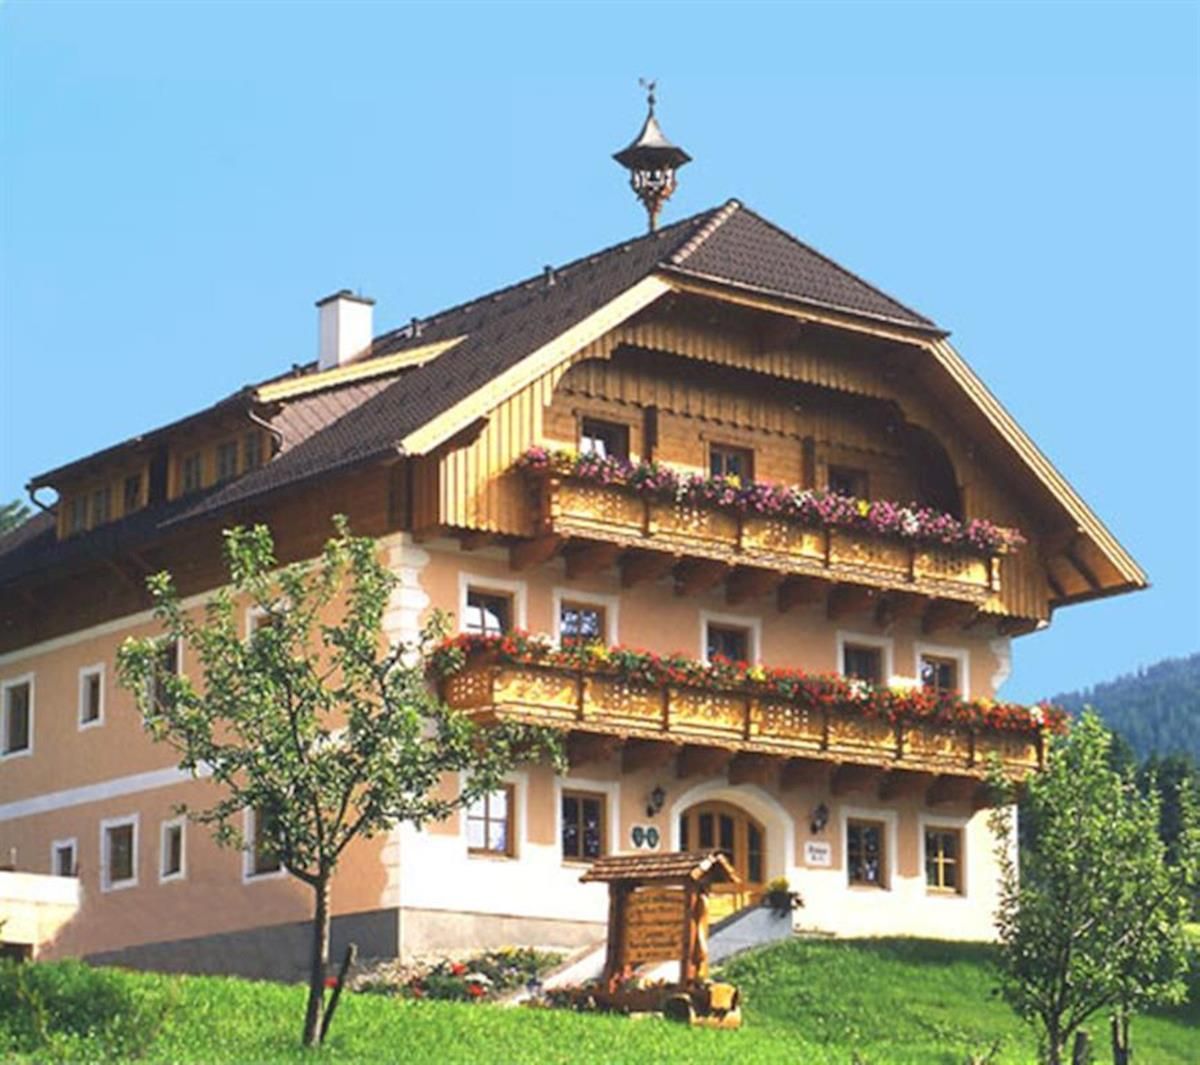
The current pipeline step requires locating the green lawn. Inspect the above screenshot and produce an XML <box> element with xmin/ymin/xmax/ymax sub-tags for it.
<box><xmin>5</xmin><ymin>938</ymin><xmax>1198</xmax><ymax>1063</ymax></box>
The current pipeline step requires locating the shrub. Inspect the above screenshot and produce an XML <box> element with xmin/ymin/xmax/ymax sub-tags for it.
<box><xmin>0</xmin><ymin>959</ymin><xmax>177</xmax><ymax>1060</ymax></box>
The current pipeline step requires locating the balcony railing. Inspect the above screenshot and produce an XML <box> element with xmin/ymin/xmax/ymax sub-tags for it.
<box><xmin>526</xmin><ymin>470</ymin><xmax>1005</xmax><ymax>605</ymax></box>
<box><xmin>440</xmin><ymin>654</ymin><xmax>1046</xmax><ymax>778</ymax></box>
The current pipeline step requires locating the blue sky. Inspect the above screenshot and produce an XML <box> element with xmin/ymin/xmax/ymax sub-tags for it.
<box><xmin>1</xmin><ymin>1</ymin><xmax>1196</xmax><ymax>701</ymax></box>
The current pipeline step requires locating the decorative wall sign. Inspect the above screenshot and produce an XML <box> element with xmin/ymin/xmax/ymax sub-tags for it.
<box><xmin>630</xmin><ymin>825</ymin><xmax>661</xmax><ymax>850</ymax></box>
<box><xmin>622</xmin><ymin>886</ymin><xmax>688</xmax><ymax>966</ymax></box>
<box><xmin>804</xmin><ymin>840</ymin><xmax>833</xmax><ymax>867</ymax></box>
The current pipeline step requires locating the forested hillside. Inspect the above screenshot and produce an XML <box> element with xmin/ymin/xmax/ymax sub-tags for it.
<box><xmin>1051</xmin><ymin>653</ymin><xmax>1200</xmax><ymax>761</ymax></box>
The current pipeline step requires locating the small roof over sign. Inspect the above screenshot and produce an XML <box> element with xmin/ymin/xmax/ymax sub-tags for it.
<box><xmin>579</xmin><ymin>850</ymin><xmax>740</xmax><ymax>886</ymax></box>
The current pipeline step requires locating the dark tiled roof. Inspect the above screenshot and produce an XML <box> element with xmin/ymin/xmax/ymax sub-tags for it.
<box><xmin>4</xmin><ymin>200</ymin><xmax>940</xmax><ymax>582</ymax></box>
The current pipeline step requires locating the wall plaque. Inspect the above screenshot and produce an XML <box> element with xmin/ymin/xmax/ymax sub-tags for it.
<box><xmin>805</xmin><ymin>840</ymin><xmax>833</xmax><ymax>867</ymax></box>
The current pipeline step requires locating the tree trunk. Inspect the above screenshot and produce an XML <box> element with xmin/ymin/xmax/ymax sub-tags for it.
<box><xmin>1071</xmin><ymin>1029</ymin><xmax>1091</xmax><ymax>1065</ymax></box>
<box><xmin>1111</xmin><ymin>1011</ymin><xmax>1130</xmax><ymax>1065</ymax></box>
<box><xmin>302</xmin><ymin>875</ymin><xmax>331</xmax><ymax>1048</ymax></box>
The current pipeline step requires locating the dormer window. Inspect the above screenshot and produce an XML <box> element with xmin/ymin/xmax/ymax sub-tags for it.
<box><xmin>243</xmin><ymin>431</ymin><xmax>263</xmax><ymax>471</ymax></box>
<box><xmin>123</xmin><ymin>473</ymin><xmax>142</xmax><ymax>514</ymax></box>
<box><xmin>91</xmin><ymin>485</ymin><xmax>112</xmax><ymax>525</ymax></box>
<box><xmin>216</xmin><ymin>441</ymin><xmax>239</xmax><ymax>483</ymax></box>
<box><xmin>68</xmin><ymin>496</ymin><xmax>88</xmax><ymax>535</ymax></box>
<box><xmin>181</xmin><ymin>453</ymin><xmax>203</xmax><ymax>494</ymax></box>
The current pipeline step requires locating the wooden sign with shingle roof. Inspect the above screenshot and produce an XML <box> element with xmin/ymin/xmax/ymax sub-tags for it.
<box><xmin>581</xmin><ymin>850</ymin><xmax>739</xmax><ymax>988</ymax></box>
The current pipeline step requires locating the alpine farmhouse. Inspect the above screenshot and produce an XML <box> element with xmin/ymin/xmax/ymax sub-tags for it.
<box><xmin>0</xmin><ymin>108</ymin><xmax>1146</xmax><ymax>977</ymax></box>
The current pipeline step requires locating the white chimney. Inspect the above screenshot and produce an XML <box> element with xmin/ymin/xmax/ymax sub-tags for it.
<box><xmin>316</xmin><ymin>290</ymin><xmax>375</xmax><ymax>371</ymax></box>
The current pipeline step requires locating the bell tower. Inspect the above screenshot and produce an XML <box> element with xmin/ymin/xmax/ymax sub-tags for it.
<box><xmin>613</xmin><ymin>80</ymin><xmax>692</xmax><ymax>232</ymax></box>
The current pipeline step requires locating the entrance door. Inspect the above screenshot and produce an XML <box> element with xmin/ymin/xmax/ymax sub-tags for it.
<box><xmin>678</xmin><ymin>801</ymin><xmax>766</xmax><ymax>919</ymax></box>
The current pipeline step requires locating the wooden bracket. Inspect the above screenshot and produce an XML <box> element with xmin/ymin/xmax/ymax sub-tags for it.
<box><xmin>676</xmin><ymin>744</ymin><xmax>733</xmax><ymax>779</ymax></box>
<box><xmin>726</xmin><ymin>567</ymin><xmax>782</xmax><ymax>606</ymax></box>
<box><xmin>566</xmin><ymin>732</ymin><xmax>623</xmax><ymax>768</ymax></box>
<box><xmin>830</xmin><ymin>762</ymin><xmax>884</xmax><ymax>797</ymax></box>
<box><xmin>674</xmin><ymin>559</ymin><xmax>729</xmax><ymax>598</ymax></box>
<box><xmin>778</xmin><ymin>576</ymin><xmax>826</xmax><ymax>614</ymax></box>
<box><xmin>922</xmin><ymin>599</ymin><xmax>978</xmax><ymax>634</ymax></box>
<box><xmin>621</xmin><ymin>549</ymin><xmax>676</xmax><ymax>588</ymax></box>
<box><xmin>878</xmin><ymin>770</ymin><xmax>935</xmax><ymax>801</ymax></box>
<box><xmin>827</xmin><ymin>583</ymin><xmax>876</xmax><ymax>621</ymax></box>
<box><xmin>727</xmin><ymin>753</ymin><xmax>777</xmax><ymax>787</ymax></box>
<box><xmin>925</xmin><ymin>774</ymin><xmax>980</xmax><ymax>807</ymax></box>
<box><xmin>565</xmin><ymin>541</ymin><xmax>622</xmax><ymax>580</ymax></box>
<box><xmin>620</xmin><ymin>738</ymin><xmax>680</xmax><ymax>773</ymax></box>
<box><xmin>509</xmin><ymin>535</ymin><xmax>562</xmax><ymax>571</ymax></box>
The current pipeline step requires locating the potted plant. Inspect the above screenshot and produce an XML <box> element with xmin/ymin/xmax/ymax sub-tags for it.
<box><xmin>763</xmin><ymin>876</ymin><xmax>802</xmax><ymax>917</ymax></box>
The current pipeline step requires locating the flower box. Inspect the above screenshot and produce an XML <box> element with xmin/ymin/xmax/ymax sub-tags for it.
<box><xmin>553</xmin><ymin>480</ymin><xmax>645</xmax><ymax>539</ymax></box>
<box><xmin>741</xmin><ymin>516</ymin><xmax>826</xmax><ymax>564</ymax></box>
<box><xmin>647</xmin><ymin>501</ymin><xmax>739</xmax><ymax>551</ymax></box>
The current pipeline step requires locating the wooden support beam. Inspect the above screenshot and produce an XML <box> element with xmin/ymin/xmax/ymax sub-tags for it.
<box><xmin>971</xmin><ymin>781</ymin><xmax>1000</xmax><ymax>811</ymax></box>
<box><xmin>997</xmin><ymin>616</ymin><xmax>1040</xmax><ymax>637</ymax></box>
<box><xmin>674</xmin><ymin>559</ymin><xmax>729</xmax><ymax>598</ymax></box>
<box><xmin>875</xmin><ymin>593</ymin><xmax>927</xmax><ymax>630</ymax></box>
<box><xmin>777</xmin><ymin>576</ymin><xmax>826</xmax><ymax>613</ymax></box>
<box><xmin>780</xmin><ymin>757</ymin><xmax>830</xmax><ymax>791</ymax></box>
<box><xmin>457</xmin><ymin>530</ymin><xmax>497</xmax><ymax>552</ymax></box>
<box><xmin>564</xmin><ymin>541</ymin><xmax>621</xmax><ymax>580</ymax></box>
<box><xmin>566</xmin><ymin>732</ymin><xmax>622</xmax><ymax>768</ymax></box>
<box><xmin>726</xmin><ymin>567</ymin><xmax>782</xmax><ymax>606</ymax></box>
<box><xmin>925</xmin><ymin>774</ymin><xmax>980</xmax><ymax>807</ymax></box>
<box><xmin>728</xmin><ymin>753</ymin><xmax>777</xmax><ymax>787</ymax></box>
<box><xmin>621</xmin><ymin>738</ymin><xmax>680</xmax><ymax>774</ymax></box>
<box><xmin>827</xmin><ymin>583</ymin><xmax>875</xmax><ymax>622</ymax></box>
<box><xmin>509</xmin><ymin>535</ymin><xmax>562</xmax><ymax>571</ymax></box>
<box><xmin>922</xmin><ymin>599</ymin><xmax>979</xmax><ymax>635</ymax></box>
<box><xmin>621</xmin><ymin>549</ymin><xmax>675</xmax><ymax>588</ymax></box>
<box><xmin>831</xmin><ymin>762</ymin><xmax>884</xmax><ymax>797</ymax></box>
<box><xmin>878</xmin><ymin>770</ymin><xmax>935</xmax><ymax>802</ymax></box>
<box><xmin>1064</xmin><ymin>545</ymin><xmax>1102</xmax><ymax>592</ymax></box>
<box><xmin>676</xmin><ymin>744</ymin><xmax>733</xmax><ymax>779</ymax></box>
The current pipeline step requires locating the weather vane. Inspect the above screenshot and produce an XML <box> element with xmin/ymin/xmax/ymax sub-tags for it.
<box><xmin>613</xmin><ymin>79</ymin><xmax>691</xmax><ymax>233</ymax></box>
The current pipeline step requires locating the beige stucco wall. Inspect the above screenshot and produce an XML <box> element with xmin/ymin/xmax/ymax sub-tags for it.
<box><xmin>0</xmin><ymin>870</ymin><xmax>81</xmax><ymax>957</ymax></box>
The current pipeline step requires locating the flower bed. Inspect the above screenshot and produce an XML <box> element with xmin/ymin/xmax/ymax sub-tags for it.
<box><xmin>355</xmin><ymin>947</ymin><xmax>562</xmax><ymax>1002</ymax></box>
<box><xmin>518</xmin><ymin>447</ymin><xmax>1024</xmax><ymax>555</ymax></box>
<box><xmin>432</xmin><ymin>632</ymin><xmax>1066</xmax><ymax>738</ymax></box>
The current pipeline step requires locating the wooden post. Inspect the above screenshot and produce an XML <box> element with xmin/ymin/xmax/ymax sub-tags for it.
<box><xmin>679</xmin><ymin>883</ymin><xmax>694</xmax><ymax>987</ymax></box>
<box><xmin>318</xmin><ymin>942</ymin><xmax>358</xmax><ymax>1044</ymax></box>
<box><xmin>603</xmin><ymin>883</ymin><xmax>629</xmax><ymax>987</ymax></box>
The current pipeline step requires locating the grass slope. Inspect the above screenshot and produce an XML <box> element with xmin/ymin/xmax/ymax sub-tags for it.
<box><xmin>9</xmin><ymin>939</ymin><xmax>1200</xmax><ymax>1063</ymax></box>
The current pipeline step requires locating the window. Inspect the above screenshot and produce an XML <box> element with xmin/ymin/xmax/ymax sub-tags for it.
<box><xmin>247</xmin><ymin>807</ymin><xmax>283</xmax><ymax>877</ymax></box>
<box><xmin>68</xmin><ymin>496</ymin><xmax>88</xmax><ymax>535</ymax></box>
<box><xmin>181</xmin><ymin>452</ymin><xmax>203</xmax><ymax>493</ymax></box>
<box><xmin>52</xmin><ymin>840</ymin><xmax>77</xmax><ymax>877</ymax></box>
<box><xmin>847</xmin><ymin>819</ymin><xmax>886</xmax><ymax>888</ymax></box>
<box><xmin>828</xmin><ymin>466</ymin><xmax>868</xmax><ymax>499</ymax></box>
<box><xmin>216</xmin><ymin>441</ymin><xmax>239</xmax><ymax>483</ymax></box>
<box><xmin>925</xmin><ymin>828</ymin><xmax>963</xmax><ymax>893</ymax></box>
<box><xmin>102</xmin><ymin>816</ymin><xmax>138</xmax><ymax>890</ymax></box>
<box><xmin>559</xmin><ymin>601</ymin><xmax>606</xmax><ymax>647</ymax></box>
<box><xmin>123</xmin><ymin>473</ymin><xmax>142</xmax><ymax>513</ymax></box>
<box><xmin>243</xmin><ymin>431</ymin><xmax>264</xmax><ymax>471</ymax></box>
<box><xmin>561</xmin><ymin>790</ymin><xmax>605</xmax><ymax>862</ymax></box>
<box><xmin>79</xmin><ymin>665</ymin><xmax>104</xmax><ymax>728</ymax></box>
<box><xmin>161</xmin><ymin>819</ymin><xmax>185</xmax><ymax>882</ymax></box>
<box><xmin>706</xmin><ymin>623</ymin><xmax>750</xmax><ymax>664</ymax></box>
<box><xmin>710</xmin><ymin>444</ymin><xmax>754</xmax><ymax>482</ymax></box>
<box><xmin>465</xmin><ymin>588</ymin><xmax>512</xmax><ymax>636</ymax></box>
<box><xmin>843</xmin><ymin>644</ymin><xmax>883</xmax><ymax>685</ymax></box>
<box><xmin>579</xmin><ymin>418</ymin><xmax>629</xmax><ymax>461</ymax></box>
<box><xmin>1</xmin><ymin>677</ymin><xmax>32</xmax><ymax>757</ymax></box>
<box><xmin>920</xmin><ymin>654</ymin><xmax>959</xmax><ymax>695</ymax></box>
<box><xmin>467</xmin><ymin>785</ymin><xmax>514</xmax><ymax>857</ymax></box>
<box><xmin>91</xmin><ymin>485</ymin><xmax>112</xmax><ymax>525</ymax></box>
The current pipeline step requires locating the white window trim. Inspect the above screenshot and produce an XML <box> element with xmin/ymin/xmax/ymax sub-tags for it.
<box><xmin>78</xmin><ymin>663</ymin><xmax>106</xmax><ymax>730</ymax></box>
<box><xmin>1</xmin><ymin>672</ymin><xmax>35</xmax><ymax>760</ymax></box>
<box><xmin>841</xmin><ymin>803</ymin><xmax>898</xmax><ymax>891</ymax></box>
<box><xmin>99</xmin><ymin>813</ymin><xmax>139</xmax><ymax>892</ymax></box>
<box><xmin>457</xmin><ymin>572</ymin><xmax>528</xmax><ymax>634</ymax></box>
<box><xmin>50</xmin><ymin>836</ymin><xmax>78</xmax><ymax>877</ymax></box>
<box><xmin>700</xmin><ymin>610</ymin><xmax>762</xmax><ymax>664</ymax></box>
<box><xmin>919</xmin><ymin>812</ymin><xmax>971</xmax><ymax>898</ymax></box>
<box><xmin>245</xmin><ymin>605</ymin><xmax>269</xmax><ymax>638</ymax></box>
<box><xmin>836</xmin><ymin>630</ymin><xmax>894</xmax><ymax>682</ymax></box>
<box><xmin>461</xmin><ymin>768</ymin><xmax>527</xmax><ymax>860</ymax></box>
<box><xmin>914</xmin><ymin>642</ymin><xmax>971</xmax><ymax>698</ymax></box>
<box><xmin>159</xmin><ymin>816</ymin><xmax>187</xmax><ymax>884</ymax></box>
<box><xmin>554</xmin><ymin>774</ymin><xmax>620</xmax><ymax>865</ymax></box>
<box><xmin>552</xmin><ymin>587</ymin><xmax>619</xmax><ymax>646</ymax></box>
<box><xmin>242</xmin><ymin>807</ymin><xmax>288</xmax><ymax>883</ymax></box>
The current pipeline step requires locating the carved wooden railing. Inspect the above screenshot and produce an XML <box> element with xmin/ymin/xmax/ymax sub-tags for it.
<box><xmin>531</xmin><ymin>476</ymin><xmax>1000</xmax><ymax>603</ymax></box>
<box><xmin>444</xmin><ymin>660</ymin><xmax>1043</xmax><ymax>777</ymax></box>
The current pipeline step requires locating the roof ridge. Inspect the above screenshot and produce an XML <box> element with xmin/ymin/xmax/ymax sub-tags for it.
<box><xmin>732</xmin><ymin>202</ymin><xmax>935</xmax><ymax>327</ymax></box>
<box><xmin>666</xmin><ymin>198</ymin><xmax>742</xmax><ymax>266</ymax></box>
<box><xmin>372</xmin><ymin>205</ymin><xmax>722</xmax><ymax>351</ymax></box>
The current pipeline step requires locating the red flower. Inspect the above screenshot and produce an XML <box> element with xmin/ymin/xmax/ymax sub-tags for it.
<box><xmin>450</xmin><ymin>962</ymin><xmax>467</xmax><ymax>975</ymax></box>
<box><xmin>324</xmin><ymin>976</ymin><xmax>339</xmax><ymax>989</ymax></box>
<box><xmin>467</xmin><ymin>983</ymin><xmax>486</xmax><ymax>998</ymax></box>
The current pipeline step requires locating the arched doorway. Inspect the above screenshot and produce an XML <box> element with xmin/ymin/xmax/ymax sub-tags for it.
<box><xmin>679</xmin><ymin>801</ymin><xmax>766</xmax><ymax>919</ymax></box>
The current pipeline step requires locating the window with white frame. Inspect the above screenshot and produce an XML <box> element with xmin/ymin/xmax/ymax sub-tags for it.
<box><xmin>161</xmin><ymin>818</ymin><xmax>186</xmax><ymax>882</ymax></box>
<box><xmin>702</xmin><ymin>612</ymin><xmax>760</xmax><ymax>665</ymax></box>
<box><xmin>246</xmin><ymin>806</ymin><xmax>284</xmax><ymax>878</ymax></box>
<box><xmin>846</xmin><ymin>818</ymin><xmax>887</xmax><ymax>888</ymax></box>
<box><xmin>52</xmin><ymin>839</ymin><xmax>77</xmax><ymax>877</ymax></box>
<box><xmin>101</xmin><ymin>816</ymin><xmax>138</xmax><ymax>890</ymax></box>
<box><xmin>1</xmin><ymin>676</ymin><xmax>33</xmax><ymax>757</ymax></box>
<box><xmin>467</xmin><ymin>785</ymin><xmax>515</xmax><ymax>857</ymax></box>
<box><xmin>79</xmin><ymin>665</ymin><xmax>104</xmax><ymax>728</ymax></box>
<box><xmin>464</xmin><ymin>587</ymin><xmax>512</xmax><ymax>636</ymax></box>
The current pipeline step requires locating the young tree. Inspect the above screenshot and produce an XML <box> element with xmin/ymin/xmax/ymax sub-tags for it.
<box><xmin>117</xmin><ymin>518</ymin><xmax>563</xmax><ymax>1047</ymax></box>
<box><xmin>989</xmin><ymin>712</ymin><xmax>1199</xmax><ymax>1065</ymax></box>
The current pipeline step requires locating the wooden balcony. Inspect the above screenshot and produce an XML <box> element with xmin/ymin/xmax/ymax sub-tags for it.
<box><xmin>443</xmin><ymin>659</ymin><xmax>1044</xmax><ymax>790</ymax></box>
<box><xmin>527</xmin><ymin>475</ymin><xmax>1000</xmax><ymax>607</ymax></box>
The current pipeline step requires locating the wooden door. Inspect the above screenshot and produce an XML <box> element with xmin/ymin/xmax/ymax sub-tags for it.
<box><xmin>678</xmin><ymin>801</ymin><xmax>766</xmax><ymax>919</ymax></box>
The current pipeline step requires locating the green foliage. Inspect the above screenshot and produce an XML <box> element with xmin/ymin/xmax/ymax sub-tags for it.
<box><xmin>0</xmin><ymin>499</ymin><xmax>31</xmax><ymax>536</ymax></box>
<box><xmin>7</xmin><ymin>940</ymin><xmax>1196</xmax><ymax>1064</ymax></box>
<box><xmin>114</xmin><ymin>516</ymin><xmax>563</xmax><ymax>1045</ymax></box>
<box><xmin>0</xmin><ymin>959</ymin><xmax>177</xmax><ymax>1060</ymax></box>
<box><xmin>1053</xmin><ymin>653</ymin><xmax>1200</xmax><ymax>761</ymax></box>
<box><xmin>358</xmin><ymin>947</ymin><xmax>562</xmax><ymax>1001</ymax></box>
<box><xmin>989</xmin><ymin>712</ymin><xmax>1200</xmax><ymax>1064</ymax></box>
